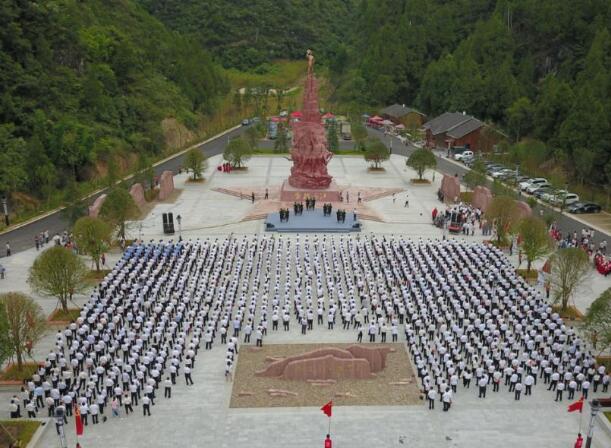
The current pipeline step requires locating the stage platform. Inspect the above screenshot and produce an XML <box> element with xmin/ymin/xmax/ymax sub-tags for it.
<box><xmin>265</xmin><ymin>209</ymin><xmax>361</xmax><ymax>233</ymax></box>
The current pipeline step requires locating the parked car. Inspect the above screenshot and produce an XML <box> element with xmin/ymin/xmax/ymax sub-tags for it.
<box><xmin>533</xmin><ymin>186</ymin><xmax>555</xmax><ymax>199</ymax></box>
<box><xmin>454</xmin><ymin>150</ymin><xmax>474</xmax><ymax>161</ymax></box>
<box><xmin>526</xmin><ymin>180</ymin><xmax>550</xmax><ymax>194</ymax></box>
<box><xmin>544</xmin><ymin>189</ymin><xmax>567</xmax><ymax>203</ymax></box>
<box><xmin>567</xmin><ymin>202</ymin><xmax>602</xmax><ymax>214</ymax></box>
<box><xmin>486</xmin><ymin>164</ymin><xmax>505</xmax><ymax>174</ymax></box>
<box><xmin>520</xmin><ymin>178</ymin><xmax>547</xmax><ymax>191</ymax></box>
<box><xmin>551</xmin><ymin>193</ymin><xmax>580</xmax><ymax>206</ymax></box>
<box><xmin>241</xmin><ymin>118</ymin><xmax>250</xmax><ymax>126</ymax></box>
<box><xmin>492</xmin><ymin>168</ymin><xmax>516</xmax><ymax>179</ymax></box>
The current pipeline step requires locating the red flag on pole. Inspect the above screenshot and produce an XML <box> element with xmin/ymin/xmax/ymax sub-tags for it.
<box><xmin>567</xmin><ymin>397</ymin><xmax>584</xmax><ymax>413</ymax></box>
<box><xmin>74</xmin><ymin>404</ymin><xmax>84</xmax><ymax>436</ymax></box>
<box><xmin>321</xmin><ymin>401</ymin><xmax>333</xmax><ymax>417</ymax></box>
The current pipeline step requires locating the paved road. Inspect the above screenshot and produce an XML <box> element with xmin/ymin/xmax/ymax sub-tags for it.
<box><xmin>0</xmin><ymin>124</ymin><xmax>252</xmax><ymax>256</ymax></box>
<box><xmin>367</xmin><ymin>127</ymin><xmax>610</xmax><ymax>248</ymax></box>
<box><xmin>1</xmin><ymin>125</ymin><xmax>607</xmax><ymax>257</ymax></box>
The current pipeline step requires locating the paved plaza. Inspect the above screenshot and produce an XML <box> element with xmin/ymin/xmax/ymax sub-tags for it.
<box><xmin>1</xmin><ymin>155</ymin><xmax>610</xmax><ymax>448</ymax></box>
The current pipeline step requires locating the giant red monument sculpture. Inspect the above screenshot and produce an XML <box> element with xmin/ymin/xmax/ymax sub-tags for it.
<box><xmin>280</xmin><ymin>49</ymin><xmax>341</xmax><ymax>201</ymax></box>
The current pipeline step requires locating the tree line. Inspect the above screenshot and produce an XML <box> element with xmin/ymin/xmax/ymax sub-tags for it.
<box><xmin>0</xmin><ymin>0</ymin><xmax>228</xmax><ymax>216</ymax></box>
<box><xmin>327</xmin><ymin>0</ymin><xmax>610</xmax><ymax>193</ymax></box>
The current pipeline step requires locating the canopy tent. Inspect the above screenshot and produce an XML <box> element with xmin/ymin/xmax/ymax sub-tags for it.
<box><xmin>369</xmin><ymin>115</ymin><xmax>383</xmax><ymax>122</ymax></box>
<box><xmin>382</xmin><ymin>119</ymin><xmax>393</xmax><ymax>126</ymax></box>
<box><xmin>290</xmin><ymin>111</ymin><xmax>303</xmax><ymax>118</ymax></box>
<box><xmin>395</xmin><ymin>124</ymin><xmax>405</xmax><ymax>129</ymax></box>
<box><xmin>321</xmin><ymin>112</ymin><xmax>335</xmax><ymax>120</ymax></box>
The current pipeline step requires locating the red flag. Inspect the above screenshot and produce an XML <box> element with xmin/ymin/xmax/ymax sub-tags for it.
<box><xmin>567</xmin><ymin>397</ymin><xmax>584</xmax><ymax>413</ymax></box>
<box><xmin>74</xmin><ymin>405</ymin><xmax>84</xmax><ymax>436</ymax></box>
<box><xmin>321</xmin><ymin>401</ymin><xmax>333</xmax><ymax>417</ymax></box>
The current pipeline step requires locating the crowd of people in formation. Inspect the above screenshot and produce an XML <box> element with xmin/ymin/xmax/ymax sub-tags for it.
<box><xmin>7</xmin><ymin>235</ymin><xmax>609</xmax><ymax>423</ymax></box>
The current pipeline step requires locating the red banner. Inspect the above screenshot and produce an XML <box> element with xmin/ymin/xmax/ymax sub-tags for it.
<box><xmin>74</xmin><ymin>405</ymin><xmax>84</xmax><ymax>436</ymax></box>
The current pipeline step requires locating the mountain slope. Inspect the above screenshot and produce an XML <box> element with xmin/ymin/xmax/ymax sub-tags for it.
<box><xmin>0</xmin><ymin>0</ymin><xmax>228</xmax><ymax>200</ymax></box>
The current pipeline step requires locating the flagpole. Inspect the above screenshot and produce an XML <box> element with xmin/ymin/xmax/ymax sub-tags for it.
<box><xmin>328</xmin><ymin>415</ymin><xmax>331</xmax><ymax>437</ymax></box>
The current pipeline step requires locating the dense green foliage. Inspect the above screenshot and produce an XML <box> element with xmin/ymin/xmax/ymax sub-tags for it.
<box><xmin>136</xmin><ymin>0</ymin><xmax>356</xmax><ymax>70</ymax></box>
<box><xmin>328</xmin><ymin>0</ymin><xmax>610</xmax><ymax>190</ymax></box>
<box><xmin>1</xmin><ymin>0</ymin><xmax>227</xmax><ymax>203</ymax></box>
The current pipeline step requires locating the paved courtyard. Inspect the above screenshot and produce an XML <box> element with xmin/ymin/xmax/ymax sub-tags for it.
<box><xmin>1</xmin><ymin>155</ymin><xmax>610</xmax><ymax>448</ymax></box>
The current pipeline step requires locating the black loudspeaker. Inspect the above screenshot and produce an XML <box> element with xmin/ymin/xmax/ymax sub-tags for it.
<box><xmin>162</xmin><ymin>213</ymin><xmax>175</xmax><ymax>234</ymax></box>
<box><xmin>162</xmin><ymin>213</ymin><xmax>168</xmax><ymax>233</ymax></box>
<box><xmin>167</xmin><ymin>212</ymin><xmax>175</xmax><ymax>234</ymax></box>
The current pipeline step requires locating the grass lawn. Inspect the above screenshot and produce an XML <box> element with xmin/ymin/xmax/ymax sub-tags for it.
<box><xmin>0</xmin><ymin>363</ymin><xmax>39</xmax><ymax>382</ymax></box>
<box><xmin>0</xmin><ymin>420</ymin><xmax>41</xmax><ymax>447</ymax></box>
<box><xmin>85</xmin><ymin>269</ymin><xmax>111</xmax><ymax>286</ymax></box>
<box><xmin>48</xmin><ymin>308</ymin><xmax>81</xmax><ymax>322</ymax></box>
<box><xmin>551</xmin><ymin>304</ymin><xmax>584</xmax><ymax>321</ymax></box>
<box><xmin>516</xmin><ymin>269</ymin><xmax>539</xmax><ymax>281</ymax></box>
<box><xmin>460</xmin><ymin>191</ymin><xmax>473</xmax><ymax>203</ymax></box>
<box><xmin>605</xmin><ymin>412</ymin><xmax>611</xmax><ymax>423</ymax></box>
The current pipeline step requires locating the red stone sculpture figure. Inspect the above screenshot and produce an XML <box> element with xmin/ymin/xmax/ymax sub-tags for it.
<box><xmin>287</xmin><ymin>51</ymin><xmax>333</xmax><ymax>189</ymax></box>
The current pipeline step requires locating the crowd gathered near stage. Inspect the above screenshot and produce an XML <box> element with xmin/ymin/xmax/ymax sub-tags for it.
<box><xmin>7</xmin><ymin>235</ymin><xmax>610</xmax><ymax>423</ymax></box>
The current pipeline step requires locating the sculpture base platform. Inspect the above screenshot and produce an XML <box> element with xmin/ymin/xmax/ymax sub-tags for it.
<box><xmin>280</xmin><ymin>180</ymin><xmax>342</xmax><ymax>202</ymax></box>
<box><xmin>265</xmin><ymin>209</ymin><xmax>361</xmax><ymax>233</ymax></box>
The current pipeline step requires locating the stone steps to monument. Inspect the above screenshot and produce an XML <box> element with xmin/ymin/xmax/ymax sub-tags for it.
<box><xmin>213</xmin><ymin>187</ymin><xmax>263</xmax><ymax>200</ymax></box>
<box><xmin>363</xmin><ymin>188</ymin><xmax>404</xmax><ymax>202</ymax></box>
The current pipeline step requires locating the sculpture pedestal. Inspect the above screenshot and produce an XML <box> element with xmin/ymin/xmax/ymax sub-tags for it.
<box><xmin>279</xmin><ymin>180</ymin><xmax>342</xmax><ymax>202</ymax></box>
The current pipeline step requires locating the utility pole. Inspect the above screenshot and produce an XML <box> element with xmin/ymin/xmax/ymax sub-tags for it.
<box><xmin>2</xmin><ymin>197</ymin><xmax>8</xmax><ymax>227</ymax></box>
<box><xmin>585</xmin><ymin>399</ymin><xmax>601</xmax><ymax>448</ymax></box>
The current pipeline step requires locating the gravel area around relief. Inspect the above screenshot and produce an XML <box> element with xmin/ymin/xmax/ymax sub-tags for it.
<box><xmin>229</xmin><ymin>343</ymin><xmax>422</xmax><ymax>408</ymax></box>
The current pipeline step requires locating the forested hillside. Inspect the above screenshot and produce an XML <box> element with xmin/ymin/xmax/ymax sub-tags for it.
<box><xmin>0</xmin><ymin>0</ymin><xmax>227</xmax><ymax>206</ymax></box>
<box><xmin>135</xmin><ymin>0</ymin><xmax>356</xmax><ymax>70</ymax></box>
<box><xmin>328</xmin><ymin>0</ymin><xmax>610</xmax><ymax>190</ymax></box>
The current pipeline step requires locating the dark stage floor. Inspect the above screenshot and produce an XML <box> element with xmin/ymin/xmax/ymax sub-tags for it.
<box><xmin>264</xmin><ymin>209</ymin><xmax>361</xmax><ymax>233</ymax></box>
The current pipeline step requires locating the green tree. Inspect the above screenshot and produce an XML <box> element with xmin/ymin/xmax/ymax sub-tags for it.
<box><xmin>60</xmin><ymin>181</ymin><xmax>87</xmax><ymax>226</ymax></box>
<box><xmin>100</xmin><ymin>187</ymin><xmax>139</xmax><ymax>240</ymax></box>
<box><xmin>549</xmin><ymin>247</ymin><xmax>591</xmax><ymax>313</ymax></box>
<box><xmin>29</xmin><ymin>246</ymin><xmax>89</xmax><ymax>313</ymax></box>
<box><xmin>0</xmin><ymin>301</ymin><xmax>11</xmax><ymax>368</ymax></box>
<box><xmin>327</xmin><ymin>121</ymin><xmax>339</xmax><ymax>153</ymax></box>
<box><xmin>244</xmin><ymin>126</ymin><xmax>260</xmax><ymax>150</ymax></box>
<box><xmin>584</xmin><ymin>288</ymin><xmax>611</xmax><ymax>355</ymax></box>
<box><xmin>364</xmin><ymin>138</ymin><xmax>390</xmax><ymax>169</ymax></box>
<box><xmin>0</xmin><ymin>292</ymin><xmax>46</xmax><ymax>370</ymax></box>
<box><xmin>517</xmin><ymin>217</ymin><xmax>554</xmax><ymax>272</ymax></box>
<box><xmin>274</xmin><ymin>123</ymin><xmax>289</xmax><ymax>153</ymax></box>
<box><xmin>507</xmin><ymin>97</ymin><xmax>534</xmax><ymax>142</ymax></box>
<box><xmin>185</xmin><ymin>148</ymin><xmax>206</xmax><ymax>180</ymax></box>
<box><xmin>0</xmin><ymin>124</ymin><xmax>28</xmax><ymax>196</ymax></box>
<box><xmin>485</xmin><ymin>196</ymin><xmax>519</xmax><ymax>245</ymax></box>
<box><xmin>406</xmin><ymin>148</ymin><xmax>437</xmax><ymax>180</ymax></box>
<box><xmin>351</xmin><ymin>121</ymin><xmax>368</xmax><ymax>151</ymax></box>
<box><xmin>223</xmin><ymin>137</ymin><xmax>252</xmax><ymax>168</ymax></box>
<box><xmin>463</xmin><ymin>159</ymin><xmax>487</xmax><ymax>190</ymax></box>
<box><xmin>135</xmin><ymin>154</ymin><xmax>155</xmax><ymax>191</ymax></box>
<box><xmin>73</xmin><ymin>216</ymin><xmax>112</xmax><ymax>271</ymax></box>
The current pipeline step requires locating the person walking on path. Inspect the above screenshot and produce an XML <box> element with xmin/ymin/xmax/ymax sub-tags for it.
<box><xmin>5</xmin><ymin>242</ymin><xmax>10</xmax><ymax>257</ymax></box>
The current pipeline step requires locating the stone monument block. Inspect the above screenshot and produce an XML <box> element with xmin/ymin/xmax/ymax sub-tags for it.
<box><xmin>281</xmin><ymin>355</ymin><xmax>374</xmax><ymax>381</ymax></box>
<box><xmin>129</xmin><ymin>183</ymin><xmax>146</xmax><ymax>209</ymax></box>
<box><xmin>255</xmin><ymin>346</ymin><xmax>391</xmax><ymax>381</ymax></box>
<box><xmin>472</xmin><ymin>186</ymin><xmax>493</xmax><ymax>212</ymax></box>
<box><xmin>158</xmin><ymin>170</ymin><xmax>174</xmax><ymax>201</ymax></box>
<box><xmin>88</xmin><ymin>194</ymin><xmax>107</xmax><ymax>218</ymax></box>
<box><xmin>441</xmin><ymin>174</ymin><xmax>460</xmax><ymax>203</ymax></box>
